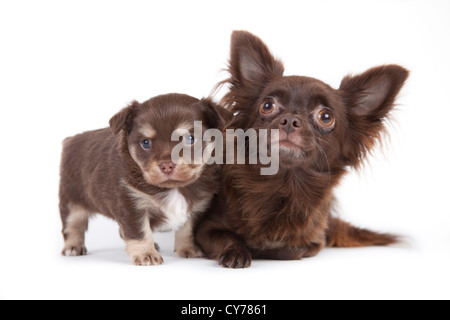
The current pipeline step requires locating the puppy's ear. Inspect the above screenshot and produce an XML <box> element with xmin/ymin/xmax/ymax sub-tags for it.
<box><xmin>109</xmin><ymin>101</ymin><xmax>140</xmax><ymax>135</ymax></box>
<box><xmin>339</xmin><ymin>65</ymin><xmax>409</xmax><ymax>166</ymax></box>
<box><xmin>199</xmin><ymin>99</ymin><xmax>233</xmax><ymax>130</ymax></box>
<box><xmin>229</xmin><ymin>30</ymin><xmax>284</xmax><ymax>87</ymax></box>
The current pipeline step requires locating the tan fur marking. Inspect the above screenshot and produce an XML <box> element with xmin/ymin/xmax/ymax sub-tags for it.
<box><xmin>125</xmin><ymin>215</ymin><xmax>163</xmax><ymax>266</ymax></box>
<box><xmin>175</xmin><ymin>219</ymin><xmax>204</xmax><ymax>258</ymax></box>
<box><xmin>62</xmin><ymin>204</ymin><xmax>90</xmax><ymax>256</ymax></box>
<box><xmin>139</xmin><ymin>125</ymin><xmax>156</xmax><ymax>139</ymax></box>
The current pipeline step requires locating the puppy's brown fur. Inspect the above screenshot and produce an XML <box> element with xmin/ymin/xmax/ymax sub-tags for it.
<box><xmin>195</xmin><ymin>31</ymin><xmax>409</xmax><ymax>268</ymax></box>
<box><xmin>59</xmin><ymin>93</ymin><xmax>230</xmax><ymax>265</ymax></box>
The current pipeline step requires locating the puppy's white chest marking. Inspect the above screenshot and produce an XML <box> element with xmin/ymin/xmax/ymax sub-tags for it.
<box><xmin>124</xmin><ymin>182</ymin><xmax>190</xmax><ymax>232</ymax></box>
<box><xmin>157</xmin><ymin>189</ymin><xmax>189</xmax><ymax>232</ymax></box>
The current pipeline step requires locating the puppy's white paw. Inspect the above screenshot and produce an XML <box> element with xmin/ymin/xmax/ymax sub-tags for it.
<box><xmin>175</xmin><ymin>245</ymin><xmax>205</xmax><ymax>259</ymax></box>
<box><xmin>62</xmin><ymin>245</ymin><xmax>87</xmax><ymax>257</ymax></box>
<box><xmin>131</xmin><ymin>250</ymin><xmax>164</xmax><ymax>266</ymax></box>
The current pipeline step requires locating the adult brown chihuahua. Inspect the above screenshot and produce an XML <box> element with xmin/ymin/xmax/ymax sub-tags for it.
<box><xmin>60</xmin><ymin>93</ymin><xmax>230</xmax><ymax>265</ymax></box>
<box><xmin>195</xmin><ymin>31</ymin><xmax>409</xmax><ymax>268</ymax></box>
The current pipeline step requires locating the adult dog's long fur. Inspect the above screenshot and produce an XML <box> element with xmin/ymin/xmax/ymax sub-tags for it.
<box><xmin>195</xmin><ymin>31</ymin><xmax>408</xmax><ymax>268</ymax></box>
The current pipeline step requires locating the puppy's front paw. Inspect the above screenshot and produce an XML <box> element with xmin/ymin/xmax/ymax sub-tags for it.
<box><xmin>62</xmin><ymin>245</ymin><xmax>87</xmax><ymax>257</ymax></box>
<box><xmin>175</xmin><ymin>244</ymin><xmax>205</xmax><ymax>259</ymax></box>
<box><xmin>132</xmin><ymin>250</ymin><xmax>164</xmax><ymax>266</ymax></box>
<box><xmin>218</xmin><ymin>244</ymin><xmax>252</xmax><ymax>269</ymax></box>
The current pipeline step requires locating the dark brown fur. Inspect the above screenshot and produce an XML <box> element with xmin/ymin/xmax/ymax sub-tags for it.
<box><xmin>60</xmin><ymin>93</ymin><xmax>230</xmax><ymax>265</ymax></box>
<box><xmin>195</xmin><ymin>31</ymin><xmax>408</xmax><ymax>268</ymax></box>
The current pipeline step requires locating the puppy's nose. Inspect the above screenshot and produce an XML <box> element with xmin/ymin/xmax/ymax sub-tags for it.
<box><xmin>159</xmin><ymin>162</ymin><xmax>176</xmax><ymax>174</ymax></box>
<box><xmin>279</xmin><ymin>116</ymin><xmax>301</xmax><ymax>135</ymax></box>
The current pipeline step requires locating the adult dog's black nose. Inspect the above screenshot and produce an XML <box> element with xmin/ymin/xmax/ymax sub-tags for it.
<box><xmin>279</xmin><ymin>116</ymin><xmax>301</xmax><ymax>135</ymax></box>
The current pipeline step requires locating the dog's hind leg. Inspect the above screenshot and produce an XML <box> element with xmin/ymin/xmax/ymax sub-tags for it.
<box><xmin>60</xmin><ymin>202</ymin><xmax>90</xmax><ymax>256</ymax></box>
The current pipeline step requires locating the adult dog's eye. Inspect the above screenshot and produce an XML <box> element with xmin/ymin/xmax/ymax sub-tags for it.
<box><xmin>141</xmin><ymin>139</ymin><xmax>152</xmax><ymax>150</ymax></box>
<box><xmin>317</xmin><ymin>109</ymin><xmax>335</xmax><ymax>127</ymax></box>
<box><xmin>261</xmin><ymin>100</ymin><xmax>276</xmax><ymax>115</ymax></box>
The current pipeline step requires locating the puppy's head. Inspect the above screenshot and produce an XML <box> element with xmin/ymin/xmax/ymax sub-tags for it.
<box><xmin>110</xmin><ymin>93</ymin><xmax>230</xmax><ymax>188</ymax></box>
<box><xmin>223</xmin><ymin>31</ymin><xmax>409</xmax><ymax>170</ymax></box>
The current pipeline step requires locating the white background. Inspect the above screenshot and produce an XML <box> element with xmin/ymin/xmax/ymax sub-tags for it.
<box><xmin>1</xmin><ymin>0</ymin><xmax>449</xmax><ymax>300</ymax></box>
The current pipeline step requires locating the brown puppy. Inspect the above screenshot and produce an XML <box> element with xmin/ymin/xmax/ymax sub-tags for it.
<box><xmin>195</xmin><ymin>31</ymin><xmax>409</xmax><ymax>268</ymax></box>
<box><xmin>59</xmin><ymin>93</ymin><xmax>230</xmax><ymax>265</ymax></box>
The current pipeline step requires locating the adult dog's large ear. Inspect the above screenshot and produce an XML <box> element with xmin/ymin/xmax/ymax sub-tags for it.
<box><xmin>109</xmin><ymin>101</ymin><xmax>140</xmax><ymax>135</ymax></box>
<box><xmin>199</xmin><ymin>98</ymin><xmax>233</xmax><ymax>130</ymax></box>
<box><xmin>339</xmin><ymin>65</ymin><xmax>409</xmax><ymax>166</ymax></box>
<box><xmin>228</xmin><ymin>30</ymin><xmax>284</xmax><ymax>88</ymax></box>
<box><xmin>222</xmin><ymin>31</ymin><xmax>284</xmax><ymax>115</ymax></box>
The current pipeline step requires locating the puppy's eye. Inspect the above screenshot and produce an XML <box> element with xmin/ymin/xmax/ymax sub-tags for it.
<box><xmin>141</xmin><ymin>139</ymin><xmax>152</xmax><ymax>150</ymax></box>
<box><xmin>261</xmin><ymin>100</ymin><xmax>276</xmax><ymax>115</ymax></box>
<box><xmin>317</xmin><ymin>109</ymin><xmax>335</xmax><ymax>127</ymax></box>
<box><xmin>184</xmin><ymin>135</ymin><xmax>195</xmax><ymax>146</ymax></box>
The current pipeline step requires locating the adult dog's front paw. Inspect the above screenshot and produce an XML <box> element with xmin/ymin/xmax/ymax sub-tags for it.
<box><xmin>218</xmin><ymin>244</ymin><xmax>252</xmax><ymax>268</ymax></box>
<box><xmin>131</xmin><ymin>250</ymin><xmax>164</xmax><ymax>266</ymax></box>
